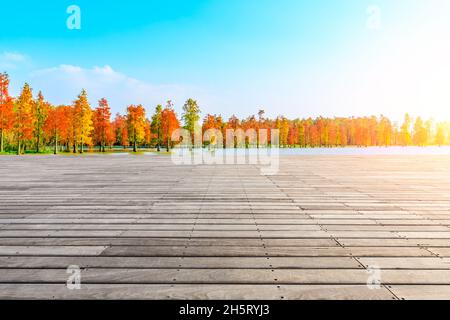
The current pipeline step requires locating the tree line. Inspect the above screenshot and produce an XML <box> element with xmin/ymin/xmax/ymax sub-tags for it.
<box><xmin>0</xmin><ymin>72</ymin><xmax>449</xmax><ymax>155</ymax></box>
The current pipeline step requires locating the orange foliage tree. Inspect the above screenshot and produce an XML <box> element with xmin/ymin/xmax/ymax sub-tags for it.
<box><xmin>44</xmin><ymin>106</ymin><xmax>70</xmax><ymax>154</ymax></box>
<box><xmin>14</xmin><ymin>83</ymin><xmax>34</xmax><ymax>154</ymax></box>
<box><xmin>161</xmin><ymin>106</ymin><xmax>180</xmax><ymax>151</ymax></box>
<box><xmin>93</xmin><ymin>98</ymin><xmax>112</xmax><ymax>152</ymax></box>
<box><xmin>144</xmin><ymin>119</ymin><xmax>152</xmax><ymax>147</ymax></box>
<box><xmin>202</xmin><ymin>114</ymin><xmax>224</xmax><ymax>147</ymax></box>
<box><xmin>113</xmin><ymin>113</ymin><xmax>128</xmax><ymax>148</ymax></box>
<box><xmin>126</xmin><ymin>104</ymin><xmax>146</xmax><ymax>152</ymax></box>
<box><xmin>0</xmin><ymin>72</ymin><xmax>13</xmax><ymax>152</ymax></box>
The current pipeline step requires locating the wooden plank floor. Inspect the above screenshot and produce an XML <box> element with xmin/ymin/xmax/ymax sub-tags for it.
<box><xmin>1</xmin><ymin>154</ymin><xmax>450</xmax><ymax>300</ymax></box>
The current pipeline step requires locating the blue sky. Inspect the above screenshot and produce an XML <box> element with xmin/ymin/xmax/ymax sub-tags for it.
<box><xmin>1</xmin><ymin>0</ymin><xmax>450</xmax><ymax>122</ymax></box>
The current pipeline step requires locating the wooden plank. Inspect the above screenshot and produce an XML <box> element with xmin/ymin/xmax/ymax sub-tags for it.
<box><xmin>389</xmin><ymin>285</ymin><xmax>450</xmax><ymax>300</ymax></box>
<box><xmin>0</xmin><ymin>256</ymin><xmax>362</xmax><ymax>269</ymax></box>
<box><xmin>324</xmin><ymin>225</ymin><xmax>449</xmax><ymax>231</ymax></box>
<box><xmin>0</xmin><ymin>230</ymin><xmax>125</xmax><ymax>237</ymax></box>
<box><xmin>0</xmin><ymin>284</ymin><xmax>395</xmax><ymax>300</ymax></box>
<box><xmin>0</xmin><ymin>246</ymin><xmax>108</xmax><ymax>256</ymax></box>
<box><xmin>99</xmin><ymin>246</ymin><xmax>351</xmax><ymax>257</ymax></box>
<box><xmin>339</xmin><ymin>239</ymin><xmax>450</xmax><ymax>247</ymax></box>
<box><xmin>427</xmin><ymin>248</ymin><xmax>450</xmax><ymax>257</ymax></box>
<box><xmin>1</xmin><ymin>268</ymin><xmax>449</xmax><ymax>285</ymax></box>
<box><xmin>357</xmin><ymin>257</ymin><xmax>450</xmax><ymax>269</ymax></box>
<box><xmin>397</xmin><ymin>232</ymin><xmax>450</xmax><ymax>239</ymax></box>
<box><xmin>0</xmin><ymin>237</ymin><xmax>337</xmax><ymax>247</ymax></box>
<box><xmin>0</xmin><ymin>224</ymin><xmax>323</xmax><ymax>231</ymax></box>
<box><xmin>98</xmin><ymin>246</ymin><xmax>431</xmax><ymax>257</ymax></box>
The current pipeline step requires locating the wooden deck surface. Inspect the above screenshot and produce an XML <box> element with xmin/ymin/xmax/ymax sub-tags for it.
<box><xmin>1</xmin><ymin>154</ymin><xmax>450</xmax><ymax>300</ymax></box>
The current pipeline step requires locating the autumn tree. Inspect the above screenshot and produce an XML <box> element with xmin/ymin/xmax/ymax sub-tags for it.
<box><xmin>425</xmin><ymin>119</ymin><xmax>433</xmax><ymax>146</ymax></box>
<box><xmin>295</xmin><ymin>120</ymin><xmax>306</xmax><ymax>147</ymax></box>
<box><xmin>64</xmin><ymin>106</ymin><xmax>76</xmax><ymax>152</ymax></box>
<box><xmin>202</xmin><ymin>114</ymin><xmax>224</xmax><ymax>148</ymax></box>
<box><xmin>14</xmin><ymin>83</ymin><xmax>34</xmax><ymax>155</ymax></box>
<box><xmin>151</xmin><ymin>104</ymin><xmax>163</xmax><ymax>151</ymax></box>
<box><xmin>161</xmin><ymin>106</ymin><xmax>180</xmax><ymax>151</ymax></box>
<box><xmin>242</xmin><ymin>115</ymin><xmax>258</xmax><ymax>148</ymax></box>
<box><xmin>377</xmin><ymin>115</ymin><xmax>393</xmax><ymax>147</ymax></box>
<box><xmin>127</xmin><ymin>104</ymin><xmax>146</xmax><ymax>152</ymax></box>
<box><xmin>73</xmin><ymin>89</ymin><xmax>93</xmax><ymax>153</ymax></box>
<box><xmin>413</xmin><ymin>117</ymin><xmax>427</xmax><ymax>146</ymax></box>
<box><xmin>44</xmin><ymin>105</ymin><xmax>69</xmax><ymax>154</ymax></box>
<box><xmin>0</xmin><ymin>72</ymin><xmax>13</xmax><ymax>153</ymax></box>
<box><xmin>225</xmin><ymin>115</ymin><xmax>241</xmax><ymax>148</ymax></box>
<box><xmin>275</xmin><ymin>116</ymin><xmax>290</xmax><ymax>147</ymax></box>
<box><xmin>400</xmin><ymin>113</ymin><xmax>413</xmax><ymax>146</ymax></box>
<box><xmin>287</xmin><ymin>122</ymin><xmax>299</xmax><ymax>147</ymax></box>
<box><xmin>33</xmin><ymin>91</ymin><xmax>50</xmax><ymax>153</ymax></box>
<box><xmin>106</xmin><ymin>122</ymin><xmax>116</xmax><ymax>149</ymax></box>
<box><xmin>144</xmin><ymin>119</ymin><xmax>152</xmax><ymax>147</ymax></box>
<box><xmin>435</xmin><ymin>123</ymin><xmax>446</xmax><ymax>146</ymax></box>
<box><xmin>113</xmin><ymin>113</ymin><xmax>129</xmax><ymax>148</ymax></box>
<box><xmin>60</xmin><ymin>106</ymin><xmax>73</xmax><ymax>152</ymax></box>
<box><xmin>93</xmin><ymin>98</ymin><xmax>112</xmax><ymax>152</ymax></box>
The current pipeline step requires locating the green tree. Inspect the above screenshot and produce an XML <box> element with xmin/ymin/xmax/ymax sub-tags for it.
<box><xmin>151</xmin><ymin>104</ymin><xmax>163</xmax><ymax>151</ymax></box>
<box><xmin>33</xmin><ymin>91</ymin><xmax>49</xmax><ymax>153</ymax></box>
<box><xmin>182</xmin><ymin>98</ymin><xmax>201</xmax><ymax>146</ymax></box>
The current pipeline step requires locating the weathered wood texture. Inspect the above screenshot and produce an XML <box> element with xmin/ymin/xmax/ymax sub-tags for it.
<box><xmin>1</xmin><ymin>154</ymin><xmax>450</xmax><ymax>300</ymax></box>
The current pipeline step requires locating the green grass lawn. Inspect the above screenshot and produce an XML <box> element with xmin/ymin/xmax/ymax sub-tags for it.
<box><xmin>0</xmin><ymin>148</ymin><xmax>173</xmax><ymax>156</ymax></box>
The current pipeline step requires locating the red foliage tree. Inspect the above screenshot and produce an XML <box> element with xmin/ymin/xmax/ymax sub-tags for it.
<box><xmin>161</xmin><ymin>107</ymin><xmax>180</xmax><ymax>151</ymax></box>
<box><xmin>44</xmin><ymin>106</ymin><xmax>70</xmax><ymax>154</ymax></box>
<box><xmin>126</xmin><ymin>105</ymin><xmax>146</xmax><ymax>152</ymax></box>
<box><xmin>113</xmin><ymin>113</ymin><xmax>129</xmax><ymax>148</ymax></box>
<box><xmin>93</xmin><ymin>98</ymin><xmax>112</xmax><ymax>152</ymax></box>
<box><xmin>0</xmin><ymin>72</ymin><xmax>13</xmax><ymax>152</ymax></box>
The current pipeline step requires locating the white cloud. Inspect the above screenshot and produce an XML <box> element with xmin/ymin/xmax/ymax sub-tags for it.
<box><xmin>28</xmin><ymin>65</ymin><xmax>210</xmax><ymax>115</ymax></box>
<box><xmin>0</xmin><ymin>52</ymin><xmax>29</xmax><ymax>69</ymax></box>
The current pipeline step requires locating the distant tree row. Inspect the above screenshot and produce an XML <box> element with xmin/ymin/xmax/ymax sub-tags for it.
<box><xmin>0</xmin><ymin>72</ymin><xmax>449</xmax><ymax>154</ymax></box>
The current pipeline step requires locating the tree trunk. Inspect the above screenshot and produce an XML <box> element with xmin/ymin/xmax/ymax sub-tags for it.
<box><xmin>36</xmin><ymin>129</ymin><xmax>40</xmax><ymax>153</ymax></box>
<box><xmin>166</xmin><ymin>137</ymin><xmax>170</xmax><ymax>152</ymax></box>
<box><xmin>17</xmin><ymin>139</ymin><xmax>21</xmax><ymax>155</ymax></box>
<box><xmin>157</xmin><ymin>130</ymin><xmax>161</xmax><ymax>152</ymax></box>
<box><xmin>133</xmin><ymin>139</ymin><xmax>137</xmax><ymax>152</ymax></box>
<box><xmin>54</xmin><ymin>135</ymin><xmax>58</xmax><ymax>155</ymax></box>
<box><xmin>80</xmin><ymin>138</ymin><xmax>84</xmax><ymax>153</ymax></box>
